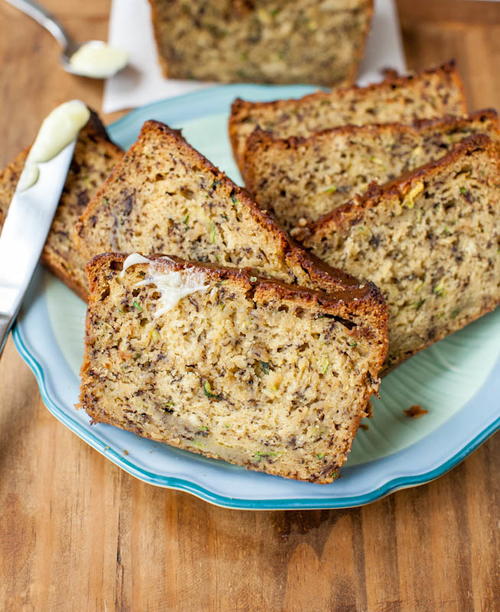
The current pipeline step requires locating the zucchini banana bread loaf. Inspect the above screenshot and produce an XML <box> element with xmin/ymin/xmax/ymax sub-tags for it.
<box><xmin>73</xmin><ymin>119</ymin><xmax>380</xmax><ymax>300</ymax></box>
<box><xmin>230</xmin><ymin>61</ymin><xmax>468</xmax><ymax>168</ymax></box>
<box><xmin>149</xmin><ymin>0</ymin><xmax>373</xmax><ymax>87</ymax></box>
<box><xmin>243</xmin><ymin>110</ymin><xmax>498</xmax><ymax>232</ymax></box>
<box><xmin>80</xmin><ymin>252</ymin><xmax>388</xmax><ymax>483</ymax></box>
<box><xmin>303</xmin><ymin>134</ymin><xmax>500</xmax><ymax>369</ymax></box>
<box><xmin>0</xmin><ymin>110</ymin><xmax>122</xmax><ymax>299</ymax></box>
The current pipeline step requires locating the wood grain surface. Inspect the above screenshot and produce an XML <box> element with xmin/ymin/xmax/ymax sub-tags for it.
<box><xmin>0</xmin><ymin>1</ymin><xmax>498</xmax><ymax>610</ymax></box>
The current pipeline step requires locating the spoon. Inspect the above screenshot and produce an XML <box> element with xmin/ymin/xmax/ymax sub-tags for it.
<box><xmin>5</xmin><ymin>0</ymin><xmax>128</xmax><ymax>79</ymax></box>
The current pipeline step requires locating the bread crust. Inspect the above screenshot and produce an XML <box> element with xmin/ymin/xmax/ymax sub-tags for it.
<box><xmin>241</xmin><ymin>110</ymin><xmax>499</xmax><ymax>222</ymax></box>
<box><xmin>229</xmin><ymin>60</ymin><xmax>468</xmax><ymax>167</ymax></box>
<box><xmin>87</xmin><ymin>252</ymin><xmax>384</xmax><ymax>320</ymax></box>
<box><xmin>147</xmin><ymin>0</ymin><xmax>171</xmax><ymax>79</ymax></box>
<box><xmin>231</xmin><ymin>60</ymin><xmax>465</xmax><ymax>119</ymax></box>
<box><xmin>244</xmin><ymin>109</ymin><xmax>498</xmax><ymax>168</ymax></box>
<box><xmin>74</xmin><ymin>119</ymin><xmax>386</xmax><ymax>307</ymax></box>
<box><xmin>81</xmin><ymin>251</ymin><xmax>388</xmax><ymax>483</ymax></box>
<box><xmin>308</xmin><ymin>133</ymin><xmax>498</xmax><ymax>237</ymax></box>
<box><xmin>304</xmin><ymin>134</ymin><xmax>500</xmax><ymax>369</ymax></box>
<box><xmin>148</xmin><ymin>0</ymin><xmax>374</xmax><ymax>88</ymax></box>
<box><xmin>0</xmin><ymin>109</ymin><xmax>122</xmax><ymax>300</ymax></box>
<box><xmin>336</xmin><ymin>0</ymin><xmax>374</xmax><ymax>88</ymax></box>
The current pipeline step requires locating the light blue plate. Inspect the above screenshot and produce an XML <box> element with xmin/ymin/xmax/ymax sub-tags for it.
<box><xmin>13</xmin><ymin>85</ymin><xmax>500</xmax><ymax>510</ymax></box>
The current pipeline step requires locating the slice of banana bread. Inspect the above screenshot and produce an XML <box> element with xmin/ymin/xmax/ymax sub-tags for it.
<box><xmin>80</xmin><ymin>252</ymin><xmax>388</xmax><ymax>483</ymax></box>
<box><xmin>0</xmin><ymin>110</ymin><xmax>122</xmax><ymax>299</ymax></box>
<box><xmin>229</xmin><ymin>61</ymin><xmax>468</xmax><ymax>168</ymax></box>
<box><xmin>73</xmin><ymin>119</ymin><xmax>382</xmax><ymax>302</ymax></box>
<box><xmin>149</xmin><ymin>0</ymin><xmax>373</xmax><ymax>87</ymax></box>
<box><xmin>304</xmin><ymin>134</ymin><xmax>500</xmax><ymax>369</ymax></box>
<box><xmin>243</xmin><ymin>110</ymin><xmax>499</xmax><ymax>232</ymax></box>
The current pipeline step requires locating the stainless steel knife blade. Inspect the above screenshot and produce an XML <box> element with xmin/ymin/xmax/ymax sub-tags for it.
<box><xmin>0</xmin><ymin>140</ymin><xmax>76</xmax><ymax>355</ymax></box>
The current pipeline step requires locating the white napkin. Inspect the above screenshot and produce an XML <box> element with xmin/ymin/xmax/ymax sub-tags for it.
<box><xmin>103</xmin><ymin>0</ymin><xmax>406</xmax><ymax>114</ymax></box>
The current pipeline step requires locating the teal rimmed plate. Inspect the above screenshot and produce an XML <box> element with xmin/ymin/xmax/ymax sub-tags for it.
<box><xmin>12</xmin><ymin>85</ymin><xmax>500</xmax><ymax>510</ymax></box>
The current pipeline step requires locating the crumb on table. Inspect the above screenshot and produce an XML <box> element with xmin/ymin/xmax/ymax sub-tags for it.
<box><xmin>404</xmin><ymin>405</ymin><xmax>428</xmax><ymax>419</ymax></box>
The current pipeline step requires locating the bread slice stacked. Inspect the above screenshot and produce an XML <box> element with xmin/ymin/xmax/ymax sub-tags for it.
<box><xmin>74</xmin><ymin>119</ymin><xmax>389</xmax><ymax>480</ymax></box>
<box><xmin>0</xmin><ymin>110</ymin><xmax>122</xmax><ymax>298</ymax></box>
<box><xmin>73</xmin><ymin>120</ymin><xmax>374</xmax><ymax>298</ymax></box>
<box><xmin>229</xmin><ymin>62</ymin><xmax>468</xmax><ymax>168</ymax></box>
<box><xmin>230</xmin><ymin>61</ymin><xmax>498</xmax><ymax>370</ymax></box>
<box><xmin>80</xmin><ymin>253</ymin><xmax>387</xmax><ymax>483</ymax></box>
<box><xmin>149</xmin><ymin>0</ymin><xmax>373</xmax><ymax>87</ymax></box>
<box><xmin>303</xmin><ymin>135</ymin><xmax>500</xmax><ymax>368</ymax></box>
<box><xmin>242</xmin><ymin>111</ymin><xmax>498</xmax><ymax>232</ymax></box>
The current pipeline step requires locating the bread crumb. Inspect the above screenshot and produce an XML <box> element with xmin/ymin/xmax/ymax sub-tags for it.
<box><xmin>404</xmin><ymin>405</ymin><xmax>428</xmax><ymax>419</ymax></box>
<box><xmin>359</xmin><ymin>423</ymin><xmax>369</xmax><ymax>431</ymax></box>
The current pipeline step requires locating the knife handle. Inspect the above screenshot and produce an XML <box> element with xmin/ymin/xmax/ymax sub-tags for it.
<box><xmin>0</xmin><ymin>313</ymin><xmax>15</xmax><ymax>357</ymax></box>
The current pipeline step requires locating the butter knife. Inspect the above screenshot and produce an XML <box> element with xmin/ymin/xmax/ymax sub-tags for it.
<box><xmin>0</xmin><ymin>140</ymin><xmax>76</xmax><ymax>356</ymax></box>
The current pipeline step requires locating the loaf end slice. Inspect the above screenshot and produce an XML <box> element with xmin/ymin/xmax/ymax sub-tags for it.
<box><xmin>243</xmin><ymin>110</ymin><xmax>499</xmax><ymax>232</ymax></box>
<box><xmin>304</xmin><ymin>134</ymin><xmax>500</xmax><ymax>368</ymax></box>
<box><xmin>229</xmin><ymin>60</ymin><xmax>468</xmax><ymax>168</ymax></box>
<box><xmin>0</xmin><ymin>110</ymin><xmax>123</xmax><ymax>299</ymax></box>
<box><xmin>80</xmin><ymin>253</ymin><xmax>388</xmax><ymax>483</ymax></box>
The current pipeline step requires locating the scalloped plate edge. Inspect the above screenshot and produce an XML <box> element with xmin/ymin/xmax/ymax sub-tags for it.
<box><xmin>12</xmin><ymin>322</ymin><xmax>499</xmax><ymax>510</ymax></box>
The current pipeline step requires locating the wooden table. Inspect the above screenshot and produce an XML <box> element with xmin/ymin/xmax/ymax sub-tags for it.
<box><xmin>0</xmin><ymin>1</ymin><xmax>498</xmax><ymax>609</ymax></box>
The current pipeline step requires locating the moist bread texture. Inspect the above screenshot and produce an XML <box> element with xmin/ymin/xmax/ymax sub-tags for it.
<box><xmin>0</xmin><ymin>111</ymin><xmax>122</xmax><ymax>299</ymax></box>
<box><xmin>229</xmin><ymin>61</ymin><xmax>468</xmax><ymax>168</ymax></box>
<box><xmin>243</xmin><ymin>110</ymin><xmax>498</xmax><ymax>231</ymax></box>
<box><xmin>80</xmin><ymin>253</ymin><xmax>388</xmax><ymax>483</ymax></box>
<box><xmin>149</xmin><ymin>0</ymin><xmax>373</xmax><ymax>87</ymax></box>
<box><xmin>304</xmin><ymin>135</ymin><xmax>500</xmax><ymax>369</ymax></box>
<box><xmin>74</xmin><ymin>119</ymin><xmax>383</xmax><ymax>303</ymax></box>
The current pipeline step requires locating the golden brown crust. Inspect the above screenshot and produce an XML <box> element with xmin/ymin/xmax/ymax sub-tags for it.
<box><xmin>242</xmin><ymin>109</ymin><xmax>499</xmax><ymax>219</ymax></box>
<box><xmin>309</xmin><ymin>133</ymin><xmax>498</xmax><ymax>238</ymax></box>
<box><xmin>147</xmin><ymin>0</ymin><xmax>171</xmax><ymax>79</ymax></box>
<box><xmin>82</xmin><ymin>250</ymin><xmax>388</xmax><ymax>483</ymax></box>
<box><xmin>75</xmin><ymin>119</ymin><xmax>385</xmax><ymax>307</ymax></box>
<box><xmin>344</xmin><ymin>0</ymin><xmax>374</xmax><ymax>86</ymax></box>
<box><xmin>231</xmin><ymin>60</ymin><xmax>465</xmax><ymax>118</ymax></box>
<box><xmin>0</xmin><ymin>147</ymin><xmax>93</xmax><ymax>298</ymax></box>
<box><xmin>0</xmin><ymin>108</ymin><xmax>122</xmax><ymax>300</ymax></box>
<box><xmin>304</xmin><ymin>133</ymin><xmax>499</xmax><ymax>371</ymax></box>
<box><xmin>87</xmin><ymin>252</ymin><xmax>388</xmax><ymax>326</ymax></box>
<box><xmin>41</xmin><ymin>251</ymin><xmax>89</xmax><ymax>300</ymax></box>
<box><xmin>0</xmin><ymin>148</ymin><xmax>29</xmax><ymax>226</ymax></box>
<box><xmin>381</xmin><ymin>295</ymin><xmax>499</xmax><ymax>375</ymax></box>
<box><xmin>229</xmin><ymin>60</ymin><xmax>468</xmax><ymax>167</ymax></box>
<box><xmin>244</xmin><ymin>109</ymin><xmax>498</xmax><ymax>164</ymax></box>
<box><xmin>410</xmin><ymin>108</ymin><xmax>497</xmax><ymax>130</ymax></box>
<box><xmin>87</xmin><ymin>251</ymin><xmax>388</xmax><ymax>381</ymax></box>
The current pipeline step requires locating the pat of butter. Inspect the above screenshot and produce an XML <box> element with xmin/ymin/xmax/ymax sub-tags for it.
<box><xmin>121</xmin><ymin>253</ymin><xmax>209</xmax><ymax>317</ymax></box>
<box><xmin>121</xmin><ymin>253</ymin><xmax>155</xmax><ymax>275</ymax></box>
<box><xmin>17</xmin><ymin>100</ymin><xmax>90</xmax><ymax>191</ymax></box>
<box><xmin>69</xmin><ymin>41</ymin><xmax>128</xmax><ymax>78</ymax></box>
